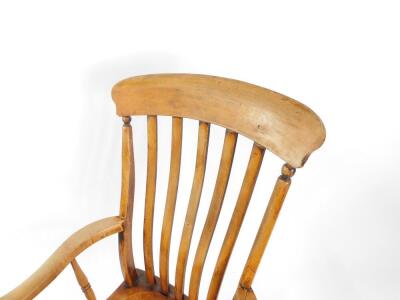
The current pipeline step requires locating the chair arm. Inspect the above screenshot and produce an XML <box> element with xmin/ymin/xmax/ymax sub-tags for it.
<box><xmin>1</xmin><ymin>216</ymin><xmax>124</xmax><ymax>300</ymax></box>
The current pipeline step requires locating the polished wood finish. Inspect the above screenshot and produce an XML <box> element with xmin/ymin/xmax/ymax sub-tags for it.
<box><xmin>71</xmin><ymin>258</ymin><xmax>96</xmax><ymax>300</ymax></box>
<box><xmin>119</xmin><ymin>116</ymin><xmax>137</xmax><ymax>286</ymax></box>
<box><xmin>2</xmin><ymin>73</ymin><xmax>326</xmax><ymax>300</ymax></box>
<box><xmin>112</xmin><ymin>74</ymin><xmax>325</xmax><ymax>168</ymax></box>
<box><xmin>239</xmin><ymin>164</ymin><xmax>295</xmax><ymax>289</ymax></box>
<box><xmin>233</xmin><ymin>163</ymin><xmax>296</xmax><ymax>300</ymax></box>
<box><xmin>143</xmin><ymin>115</ymin><xmax>158</xmax><ymax>284</ymax></box>
<box><xmin>233</xmin><ymin>286</ymin><xmax>257</xmax><ymax>300</ymax></box>
<box><xmin>188</xmin><ymin>129</ymin><xmax>238</xmax><ymax>299</ymax></box>
<box><xmin>109</xmin><ymin>269</ymin><xmax>187</xmax><ymax>300</ymax></box>
<box><xmin>2</xmin><ymin>217</ymin><xmax>123</xmax><ymax>300</ymax></box>
<box><xmin>175</xmin><ymin>121</ymin><xmax>210</xmax><ymax>300</ymax></box>
<box><xmin>207</xmin><ymin>143</ymin><xmax>265</xmax><ymax>300</ymax></box>
<box><xmin>160</xmin><ymin>116</ymin><xmax>183</xmax><ymax>294</ymax></box>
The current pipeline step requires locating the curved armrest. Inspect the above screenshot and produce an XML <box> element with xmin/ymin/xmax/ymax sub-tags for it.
<box><xmin>1</xmin><ymin>216</ymin><xmax>124</xmax><ymax>300</ymax></box>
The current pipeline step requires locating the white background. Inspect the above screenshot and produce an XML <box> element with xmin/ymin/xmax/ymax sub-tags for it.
<box><xmin>0</xmin><ymin>1</ymin><xmax>399</xmax><ymax>299</ymax></box>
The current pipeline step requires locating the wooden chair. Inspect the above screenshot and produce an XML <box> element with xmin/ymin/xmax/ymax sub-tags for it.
<box><xmin>1</xmin><ymin>74</ymin><xmax>326</xmax><ymax>300</ymax></box>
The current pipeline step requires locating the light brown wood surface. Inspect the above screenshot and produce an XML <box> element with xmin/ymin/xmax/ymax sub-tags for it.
<box><xmin>233</xmin><ymin>286</ymin><xmax>257</xmax><ymax>300</ymax></box>
<box><xmin>112</xmin><ymin>73</ymin><xmax>325</xmax><ymax>168</ymax></box>
<box><xmin>238</xmin><ymin>164</ymin><xmax>295</xmax><ymax>289</ymax></box>
<box><xmin>175</xmin><ymin>121</ymin><xmax>210</xmax><ymax>300</ymax></box>
<box><xmin>71</xmin><ymin>258</ymin><xmax>96</xmax><ymax>300</ymax></box>
<box><xmin>188</xmin><ymin>129</ymin><xmax>237</xmax><ymax>299</ymax></box>
<box><xmin>2</xmin><ymin>73</ymin><xmax>326</xmax><ymax>300</ymax></box>
<box><xmin>143</xmin><ymin>115</ymin><xmax>158</xmax><ymax>284</ymax></box>
<box><xmin>206</xmin><ymin>143</ymin><xmax>265</xmax><ymax>300</ymax></box>
<box><xmin>108</xmin><ymin>269</ymin><xmax>187</xmax><ymax>300</ymax></box>
<box><xmin>118</xmin><ymin>116</ymin><xmax>137</xmax><ymax>286</ymax></box>
<box><xmin>2</xmin><ymin>217</ymin><xmax>123</xmax><ymax>300</ymax></box>
<box><xmin>159</xmin><ymin>116</ymin><xmax>183</xmax><ymax>294</ymax></box>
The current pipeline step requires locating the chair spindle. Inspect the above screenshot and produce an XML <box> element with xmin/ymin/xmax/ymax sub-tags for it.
<box><xmin>143</xmin><ymin>115</ymin><xmax>158</xmax><ymax>284</ymax></box>
<box><xmin>206</xmin><ymin>143</ymin><xmax>265</xmax><ymax>300</ymax></box>
<box><xmin>160</xmin><ymin>116</ymin><xmax>183</xmax><ymax>294</ymax></box>
<box><xmin>70</xmin><ymin>258</ymin><xmax>96</xmax><ymax>300</ymax></box>
<box><xmin>188</xmin><ymin>129</ymin><xmax>238</xmax><ymax>300</ymax></box>
<box><xmin>175</xmin><ymin>121</ymin><xmax>210</xmax><ymax>300</ymax></box>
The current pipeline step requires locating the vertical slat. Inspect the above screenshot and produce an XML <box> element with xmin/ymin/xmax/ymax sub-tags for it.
<box><xmin>206</xmin><ymin>143</ymin><xmax>265</xmax><ymax>300</ymax></box>
<box><xmin>143</xmin><ymin>115</ymin><xmax>158</xmax><ymax>284</ymax></box>
<box><xmin>118</xmin><ymin>116</ymin><xmax>137</xmax><ymax>286</ymax></box>
<box><xmin>236</xmin><ymin>164</ymin><xmax>295</xmax><ymax>291</ymax></box>
<box><xmin>71</xmin><ymin>258</ymin><xmax>96</xmax><ymax>300</ymax></box>
<box><xmin>175</xmin><ymin>121</ymin><xmax>211</xmax><ymax>300</ymax></box>
<box><xmin>160</xmin><ymin>116</ymin><xmax>183</xmax><ymax>294</ymax></box>
<box><xmin>187</xmin><ymin>130</ymin><xmax>238</xmax><ymax>300</ymax></box>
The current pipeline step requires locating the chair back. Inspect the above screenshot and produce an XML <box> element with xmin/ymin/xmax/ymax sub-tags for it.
<box><xmin>112</xmin><ymin>74</ymin><xmax>326</xmax><ymax>299</ymax></box>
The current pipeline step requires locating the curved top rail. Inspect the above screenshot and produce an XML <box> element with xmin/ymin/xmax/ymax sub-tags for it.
<box><xmin>112</xmin><ymin>74</ymin><xmax>325</xmax><ymax>167</ymax></box>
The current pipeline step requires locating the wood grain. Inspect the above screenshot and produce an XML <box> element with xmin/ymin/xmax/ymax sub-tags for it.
<box><xmin>112</xmin><ymin>74</ymin><xmax>325</xmax><ymax>168</ymax></box>
<box><xmin>2</xmin><ymin>73</ymin><xmax>326</xmax><ymax>300</ymax></box>
<box><xmin>159</xmin><ymin>117</ymin><xmax>183</xmax><ymax>294</ymax></box>
<box><xmin>118</xmin><ymin>116</ymin><xmax>137</xmax><ymax>286</ymax></box>
<box><xmin>71</xmin><ymin>258</ymin><xmax>96</xmax><ymax>300</ymax></box>
<box><xmin>207</xmin><ymin>144</ymin><xmax>265</xmax><ymax>300</ymax></box>
<box><xmin>144</xmin><ymin>115</ymin><xmax>158</xmax><ymax>284</ymax></box>
<box><xmin>233</xmin><ymin>286</ymin><xmax>257</xmax><ymax>300</ymax></box>
<box><xmin>188</xmin><ymin>129</ymin><xmax>238</xmax><ymax>300</ymax></box>
<box><xmin>238</xmin><ymin>164</ymin><xmax>295</xmax><ymax>289</ymax></box>
<box><xmin>108</xmin><ymin>269</ymin><xmax>188</xmax><ymax>300</ymax></box>
<box><xmin>2</xmin><ymin>217</ymin><xmax>123</xmax><ymax>300</ymax></box>
<box><xmin>175</xmin><ymin>121</ymin><xmax>210</xmax><ymax>300</ymax></box>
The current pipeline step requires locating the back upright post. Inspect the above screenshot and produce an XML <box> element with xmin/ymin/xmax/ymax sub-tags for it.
<box><xmin>118</xmin><ymin>116</ymin><xmax>137</xmax><ymax>286</ymax></box>
<box><xmin>234</xmin><ymin>163</ymin><xmax>296</xmax><ymax>299</ymax></box>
